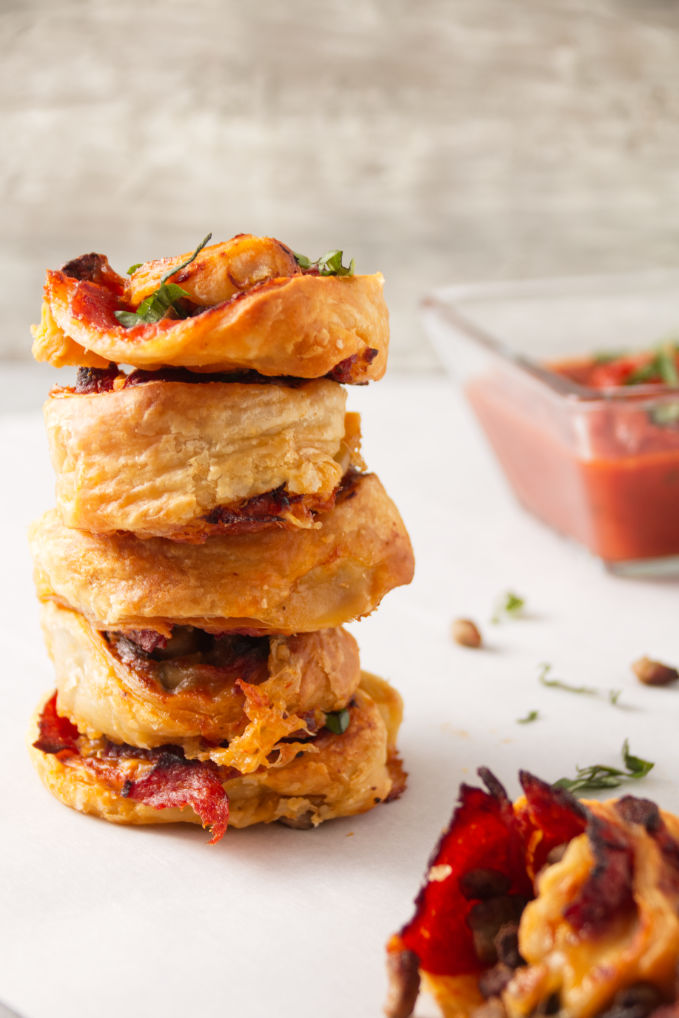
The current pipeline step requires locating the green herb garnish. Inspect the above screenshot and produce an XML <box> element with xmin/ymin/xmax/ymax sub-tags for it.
<box><xmin>537</xmin><ymin>663</ymin><xmax>623</xmax><ymax>705</ymax></box>
<box><xmin>553</xmin><ymin>739</ymin><xmax>654</xmax><ymax>793</ymax></box>
<box><xmin>115</xmin><ymin>233</ymin><xmax>212</xmax><ymax>327</ymax></box>
<box><xmin>324</xmin><ymin>708</ymin><xmax>351</xmax><ymax>735</ymax></box>
<box><xmin>625</xmin><ymin>361</ymin><xmax>658</xmax><ymax>385</ymax></box>
<box><xmin>491</xmin><ymin>591</ymin><xmax>525</xmax><ymax>624</ymax></box>
<box><xmin>126</xmin><ymin>262</ymin><xmax>143</xmax><ymax>275</ymax></box>
<box><xmin>294</xmin><ymin>250</ymin><xmax>355</xmax><ymax>277</ymax></box>
<box><xmin>626</xmin><ymin>343</ymin><xmax>679</xmax><ymax>386</ymax></box>
<box><xmin>517</xmin><ymin>710</ymin><xmax>539</xmax><ymax>724</ymax></box>
<box><xmin>657</xmin><ymin>345</ymin><xmax>679</xmax><ymax>385</ymax></box>
<box><xmin>538</xmin><ymin>663</ymin><xmax>598</xmax><ymax>696</ymax></box>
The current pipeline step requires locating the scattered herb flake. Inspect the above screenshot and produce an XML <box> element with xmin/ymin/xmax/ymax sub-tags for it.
<box><xmin>126</xmin><ymin>262</ymin><xmax>143</xmax><ymax>275</ymax></box>
<box><xmin>115</xmin><ymin>233</ymin><xmax>212</xmax><ymax>328</ymax></box>
<box><xmin>553</xmin><ymin>739</ymin><xmax>654</xmax><ymax>793</ymax></box>
<box><xmin>538</xmin><ymin>663</ymin><xmax>598</xmax><ymax>696</ymax></box>
<box><xmin>325</xmin><ymin>708</ymin><xmax>351</xmax><ymax>735</ymax></box>
<box><xmin>517</xmin><ymin>709</ymin><xmax>539</xmax><ymax>725</ymax></box>
<box><xmin>537</xmin><ymin>663</ymin><xmax>624</xmax><ymax>707</ymax></box>
<box><xmin>491</xmin><ymin>591</ymin><xmax>525</xmax><ymax>624</ymax></box>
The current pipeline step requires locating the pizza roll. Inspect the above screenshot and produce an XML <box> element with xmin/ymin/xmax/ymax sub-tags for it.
<box><xmin>29</xmin><ymin>672</ymin><xmax>405</xmax><ymax>840</ymax></box>
<box><xmin>45</xmin><ymin>375</ymin><xmax>363</xmax><ymax>538</ymax></box>
<box><xmin>30</xmin><ymin>473</ymin><xmax>415</xmax><ymax>634</ymax></box>
<box><xmin>31</xmin><ymin>235</ymin><xmax>389</xmax><ymax>381</ymax></box>
<box><xmin>41</xmin><ymin>600</ymin><xmax>362</xmax><ymax>774</ymax></box>
<box><xmin>386</xmin><ymin>770</ymin><xmax>679</xmax><ymax>1018</ymax></box>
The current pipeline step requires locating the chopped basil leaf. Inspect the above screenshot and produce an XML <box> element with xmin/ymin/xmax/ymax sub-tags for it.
<box><xmin>115</xmin><ymin>309</ymin><xmax>145</xmax><ymax>327</ymax></box>
<box><xmin>553</xmin><ymin>739</ymin><xmax>653</xmax><ymax>793</ymax></box>
<box><xmin>115</xmin><ymin>233</ymin><xmax>212</xmax><ymax>328</ymax></box>
<box><xmin>115</xmin><ymin>281</ymin><xmax>191</xmax><ymax>327</ymax></box>
<box><xmin>159</xmin><ymin>232</ymin><xmax>212</xmax><ymax>285</ymax></box>
<box><xmin>316</xmin><ymin>250</ymin><xmax>355</xmax><ymax>276</ymax></box>
<box><xmin>491</xmin><ymin>591</ymin><xmax>525</xmax><ymax>624</ymax></box>
<box><xmin>324</xmin><ymin>708</ymin><xmax>351</xmax><ymax>735</ymax></box>
<box><xmin>517</xmin><ymin>709</ymin><xmax>539</xmax><ymax>724</ymax></box>
<box><xmin>127</xmin><ymin>262</ymin><xmax>143</xmax><ymax>275</ymax></box>
<box><xmin>294</xmin><ymin>249</ymin><xmax>355</xmax><ymax>276</ymax></box>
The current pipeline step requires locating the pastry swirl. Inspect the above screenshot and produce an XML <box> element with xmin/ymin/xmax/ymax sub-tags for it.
<box><xmin>29</xmin><ymin>473</ymin><xmax>415</xmax><ymax>634</ymax></box>
<box><xmin>31</xmin><ymin>235</ymin><xmax>389</xmax><ymax>380</ymax></box>
<box><xmin>45</xmin><ymin>376</ymin><xmax>362</xmax><ymax>538</ymax></box>
<box><xmin>29</xmin><ymin>673</ymin><xmax>405</xmax><ymax>834</ymax></box>
<box><xmin>41</xmin><ymin>600</ymin><xmax>362</xmax><ymax>771</ymax></box>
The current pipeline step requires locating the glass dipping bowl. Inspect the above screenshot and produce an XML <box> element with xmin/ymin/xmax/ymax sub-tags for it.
<box><xmin>422</xmin><ymin>271</ymin><xmax>679</xmax><ymax>576</ymax></box>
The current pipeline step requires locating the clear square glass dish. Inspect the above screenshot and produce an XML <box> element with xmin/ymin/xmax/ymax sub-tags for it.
<box><xmin>422</xmin><ymin>271</ymin><xmax>679</xmax><ymax>576</ymax></box>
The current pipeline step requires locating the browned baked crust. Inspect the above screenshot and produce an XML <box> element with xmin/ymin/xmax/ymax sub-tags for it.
<box><xmin>29</xmin><ymin>673</ymin><xmax>404</xmax><ymax>831</ymax></box>
<box><xmin>29</xmin><ymin>473</ymin><xmax>415</xmax><ymax>634</ymax></box>
<box><xmin>45</xmin><ymin>377</ymin><xmax>363</xmax><ymax>538</ymax></box>
<box><xmin>41</xmin><ymin>600</ymin><xmax>362</xmax><ymax>772</ymax></box>
<box><xmin>31</xmin><ymin>235</ymin><xmax>389</xmax><ymax>380</ymax></box>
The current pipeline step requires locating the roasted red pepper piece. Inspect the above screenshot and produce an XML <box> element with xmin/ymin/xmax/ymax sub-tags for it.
<box><xmin>395</xmin><ymin>769</ymin><xmax>532</xmax><ymax>977</ymax></box>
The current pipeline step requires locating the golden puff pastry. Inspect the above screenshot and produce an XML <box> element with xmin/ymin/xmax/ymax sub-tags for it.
<box><xmin>126</xmin><ymin>234</ymin><xmax>300</xmax><ymax>307</ymax></box>
<box><xmin>41</xmin><ymin>599</ymin><xmax>362</xmax><ymax>773</ymax></box>
<box><xmin>29</xmin><ymin>673</ymin><xmax>405</xmax><ymax>836</ymax></box>
<box><xmin>45</xmin><ymin>376</ymin><xmax>363</xmax><ymax>538</ymax></box>
<box><xmin>29</xmin><ymin>473</ymin><xmax>415</xmax><ymax>634</ymax></box>
<box><xmin>31</xmin><ymin>236</ymin><xmax>389</xmax><ymax>381</ymax></box>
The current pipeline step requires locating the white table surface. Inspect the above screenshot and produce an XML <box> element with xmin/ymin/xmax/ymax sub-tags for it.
<box><xmin>1</xmin><ymin>372</ymin><xmax>678</xmax><ymax>1018</ymax></box>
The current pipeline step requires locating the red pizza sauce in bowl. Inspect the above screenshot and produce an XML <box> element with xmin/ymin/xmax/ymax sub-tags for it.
<box><xmin>466</xmin><ymin>345</ymin><xmax>679</xmax><ymax>567</ymax></box>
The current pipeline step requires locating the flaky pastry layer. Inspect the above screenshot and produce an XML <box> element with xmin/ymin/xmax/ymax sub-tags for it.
<box><xmin>29</xmin><ymin>473</ymin><xmax>415</xmax><ymax>633</ymax></box>
<box><xmin>31</xmin><ymin>235</ymin><xmax>388</xmax><ymax>380</ymax></box>
<box><xmin>41</xmin><ymin>600</ymin><xmax>361</xmax><ymax>772</ymax></box>
<box><xmin>45</xmin><ymin>377</ymin><xmax>362</xmax><ymax>538</ymax></box>
<box><xmin>29</xmin><ymin>673</ymin><xmax>405</xmax><ymax>831</ymax></box>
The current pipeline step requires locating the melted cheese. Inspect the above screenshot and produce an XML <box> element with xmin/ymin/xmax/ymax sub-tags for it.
<box><xmin>504</xmin><ymin>801</ymin><xmax>679</xmax><ymax>1018</ymax></box>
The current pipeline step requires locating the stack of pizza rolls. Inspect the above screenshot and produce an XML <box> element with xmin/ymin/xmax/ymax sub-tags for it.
<box><xmin>28</xmin><ymin>234</ymin><xmax>414</xmax><ymax>841</ymax></box>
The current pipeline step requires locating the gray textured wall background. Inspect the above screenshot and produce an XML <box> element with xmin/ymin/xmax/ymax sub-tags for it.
<box><xmin>4</xmin><ymin>0</ymin><xmax>679</xmax><ymax>370</ymax></box>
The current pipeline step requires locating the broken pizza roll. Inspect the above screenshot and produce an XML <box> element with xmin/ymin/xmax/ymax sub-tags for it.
<box><xmin>45</xmin><ymin>374</ymin><xmax>363</xmax><ymax>539</ymax></box>
<box><xmin>31</xmin><ymin>234</ymin><xmax>389</xmax><ymax>381</ymax></box>
<box><xmin>29</xmin><ymin>672</ymin><xmax>405</xmax><ymax>841</ymax></box>
<box><xmin>30</xmin><ymin>473</ymin><xmax>415</xmax><ymax>634</ymax></box>
<box><xmin>386</xmin><ymin>769</ymin><xmax>679</xmax><ymax>1018</ymax></box>
<box><xmin>40</xmin><ymin>599</ymin><xmax>362</xmax><ymax>774</ymax></box>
